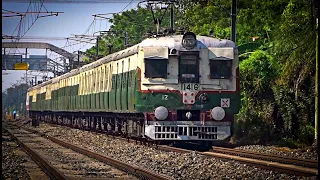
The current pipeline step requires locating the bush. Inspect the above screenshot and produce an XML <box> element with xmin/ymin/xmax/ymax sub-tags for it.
<box><xmin>298</xmin><ymin>124</ymin><xmax>315</xmax><ymax>145</ymax></box>
<box><xmin>233</xmin><ymin>50</ymin><xmax>279</xmax><ymax>144</ymax></box>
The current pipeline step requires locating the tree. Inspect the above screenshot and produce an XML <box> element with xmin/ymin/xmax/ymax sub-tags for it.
<box><xmin>271</xmin><ymin>0</ymin><xmax>316</xmax><ymax>144</ymax></box>
<box><xmin>236</xmin><ymin>50</ymin><xmax>279</xmax><ymax>143</ymax></box>
<box><xmin>2</xmin><ymin>83</ymin><xmax>29</xmax><ymax>116</ymax></box>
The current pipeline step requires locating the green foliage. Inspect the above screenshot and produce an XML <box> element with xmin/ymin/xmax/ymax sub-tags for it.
<box><xmin>179</xmin><ymin>0</ymin><xmax>231</xmax><ymax>39</ymax></box>
<box><xmin>82</xmin><ymin>56</ymin><xmax>89</xmax><ymax>62</ymax></box>
<box><xmin>272</xmin><ymin>85</ymin><xmax>296</xmax><ymax>135</ymax></box>
<box><xmin>240</xmin><ymin>50</ymin><xmax>279</xmax><ymax>98</ymax></box>
<box><xmin>299</xmin><ymin>124</ymin><xmax>315</xmax><ymax>145</ymax></box>
<box><xmin>235</xmin><ymin>50</ymin><xmax>279</xmax><ymax>143</ymax></box>
<box><xmin>180</xmin><ymin>0</ymin><xmax>288</xmax><ymax>45</ymax></box>
<box><xmin>237</xmin><ymin>0</ymin><xmax>288</xmax><ymax>44</ymax></box>
<box><xmin>234</xmin><ymin>0</ymin><xmax>316</xmax><ymax>146</ymax></box>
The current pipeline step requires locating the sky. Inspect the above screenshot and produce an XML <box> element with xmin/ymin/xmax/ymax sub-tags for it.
<box><xmin>2</xmin><ymin>0</ymin><xmax>140</xmax><ymax>91</ymax></box>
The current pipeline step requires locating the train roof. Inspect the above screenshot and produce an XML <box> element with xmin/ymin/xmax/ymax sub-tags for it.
<box><xmin>140</xmin><ymin>35</ymin><xmax>236</xmax><ymax>49</ymax></box>
<box><xmin>28</xmin><ymin>35</ymin><xmax>235</xmax><ymax>91</ymax></box>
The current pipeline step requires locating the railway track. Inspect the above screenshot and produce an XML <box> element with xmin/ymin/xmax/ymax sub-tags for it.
<box><xmin>2</xmin><ymin>128</ymin><xmax>51</xmax><ymax>180</ymax></box>
<box><xmin>7</xmin><ymin>120</ymin><xmax>318</xmax><ymax>177</ymax></box>
<box><xmin>211</xmin><ymin>146</ymin><xmax>318</xmax><ymax>169</ymax></box>
<box><xmin>3</xmin><ymin>122</ymin><xmax>172</xmax><ymax>180</ymax></box>
<box><xmin>159</xmin><ymin>144</ymin><xmax>318</xmax><ymax>177</ymax></box>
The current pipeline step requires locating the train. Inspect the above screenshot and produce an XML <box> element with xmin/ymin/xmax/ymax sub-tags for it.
<box><xmin>26</xmin><ymin>32</ymin><xmax>240</xmax><ymax>143</ymax></box>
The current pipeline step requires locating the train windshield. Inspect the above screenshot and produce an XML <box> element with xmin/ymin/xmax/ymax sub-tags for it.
<box><xmin>179</xmin><ymin>52</ymin><xmax>199</xmax><ymax>83</ymax></box>
<box><xmin>209</xmin><ymin>58</ymin><xmax>232</xmax><ymax>79</ymax></box>
<box><xmin>144</xmin><ymin>58</ymin><xmax>168</xmax><ymax>78</ymax></box>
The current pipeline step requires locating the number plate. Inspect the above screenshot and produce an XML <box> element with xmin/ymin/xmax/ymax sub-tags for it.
<box><xmin>182</xmin><ymin>83</ymin><xmax>199</xmax><ymax>91</ymax></box>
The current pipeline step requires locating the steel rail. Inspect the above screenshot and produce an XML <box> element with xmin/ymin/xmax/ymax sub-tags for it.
<box><xmin>212</xmin><ymin>146</ymin><xmax>318</xmax><ymax>169</ymax></box>
<box><xmin>3</xmin><ymin>128</ymin><xmax>68</xmax><ymax>180</ymax></box>
<box><xmin>201</xmin><ymin>152</ymin><xmax>318</xmax><ymax>177</ymax></box>
<box><xmin>6</xmin><ymin>123</ymin><xmax>173</xmax><ymax>180</ymax></box>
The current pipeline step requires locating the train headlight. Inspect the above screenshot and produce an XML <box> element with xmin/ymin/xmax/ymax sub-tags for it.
<box><xmin>211</xmin><ymin>107</ymin><xmax>225</xmax><ymax>121</ymax></box>
<box><xmin>199</xmin><ymin>93</ymin><xmax>209</xmax><ymax>103</ymax></box>
<box><xmin>182</xmin><ymin>32</ymin><xmax>197</xmax><ymax>49</ymax></box>
<box><xmin>155</xmin><ymin>106</ymin><xmax>168</xmax><ymax>120</ymax></box>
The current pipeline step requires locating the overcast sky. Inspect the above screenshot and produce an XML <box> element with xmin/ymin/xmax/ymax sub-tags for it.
<box><xmin>2</xmin><ymin>1</ymin><xmax>139</xmax><ymax>91</ymax></box>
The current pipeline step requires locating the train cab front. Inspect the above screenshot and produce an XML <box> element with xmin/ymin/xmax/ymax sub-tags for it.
<box><xmin>137</xmin><ymin>31</ymin><xmax>240</xmax><ymax>142</ymax></box>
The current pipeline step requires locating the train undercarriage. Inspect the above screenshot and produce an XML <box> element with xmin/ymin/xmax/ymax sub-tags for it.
<box><xmin>29</xmin><ymin>111</ymin><xmax>146</xmax><ymax>138</ymax></box>
<box><xmin>28</xmin><ymin>110</ymin><xmax>232</xmax><ymax>150</ymax></box>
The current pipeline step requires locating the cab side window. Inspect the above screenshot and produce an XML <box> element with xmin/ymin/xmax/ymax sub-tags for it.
<box><xmin>144</xmin><ymin>58</ymin><xmax>168</xmax><ymax>78</ymax></box>
<box><xmin>209</xmin><ymin>58</ymin><xmax>232</xmax><ymax>79</ymax></box>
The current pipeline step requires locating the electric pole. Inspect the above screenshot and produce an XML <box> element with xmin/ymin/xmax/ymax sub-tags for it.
<box><xmin>96</xmin><ymin>36</ymin><xmax>100</xmax><ymax>57</ymax></box>
<box><xmin>170</xmin><ymin>3</ymin><xmax>174</xmax><ymax>33</ymax></box>
<box><xmin>315</xmin><ymin>17</ymin><xmax>318</xmax><ymax>149</ymax></box>
<box><xmin>231</xmin><ymin>0</ymin><xmax>237</xmax><ymax>43</ymax></box>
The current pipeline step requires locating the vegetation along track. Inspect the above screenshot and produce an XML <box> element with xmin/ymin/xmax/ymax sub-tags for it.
<box><xmin>3</xmin><ymin>122</ymin><xmax>172</xmax><ymax>180</ymax></box>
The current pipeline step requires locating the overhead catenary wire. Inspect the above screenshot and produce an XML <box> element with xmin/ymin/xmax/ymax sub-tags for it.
<box><xmin>120</xmin><ymin>0</ymin><xmax>135</xmax><ymax>12</ymax></box>
<box><xmin>4</xmin><ymin>0</ymin><xmax>140</xmax><ymax>62</ymax></box>
<box><xmin>2</xmin><ymin>0</ymin><xmax>141</xmax><ymax>3</ymax></box>
<box><xmin>7</xmin><ymin>0</ymin><xmax>62</xmax><ymax>56</ymax></box>
<box><xmin>69</xmin><ymin>0</ymin><xmax>136</xmax><ymax>54</ymax></box>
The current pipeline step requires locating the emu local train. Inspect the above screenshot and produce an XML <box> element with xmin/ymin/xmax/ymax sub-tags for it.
<box><xmin>26</xmin><ymin>32</ymin><xmax>240</xmax><ymax>142</ymax></box>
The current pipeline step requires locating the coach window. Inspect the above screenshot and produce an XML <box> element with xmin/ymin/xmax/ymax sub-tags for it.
<box><xmin>89</xmin><ymin>73</ymin><xmax>91</xmax><ymax>93</ymax></box>
<box><xmin>96</xmin><ymin>70</ymin><xmax>99</xmax><ymax>92</ymax></box>
<box><xmin>100</xmin><ymin>68</ymin><xmax>103</xmax><ymax>91</ymax></box>
<box><xmin>81</xmin><ymin>76</ymin><xmax>83</xmax><ymax>94</ymax></box>
<box><xmin>85</xmin><ymin>73</ymin><xmax>88</xmax><ymax>94</ymax></box>
<box><xmin>82</xmin><ymin>75</ymin><xmax>84</xmax><ymax>94</ymax></box>
<box><xmin>79</xmin><ymin>76</ymin><xmax>82</xmax><ymax>95</ymax></box>
<box><xmin>83</xmin><ymin>74</ymin><xmax>85</xmax><ymax>94</ymax></box>
<box><xmin>106</xmin><ymin>65</ymin><xmax>109</xmax><ymax>91</ymax></box>
<box><xmin>93</xmin><ymin>71</ymin><xmax>96</xmax><ymax>93</ymax></box>
<box><xmin>88</xmin><ymin>72</ymin><xmax>91</xmax><ymax>93</ymax></box>
<box><xmin>107</xmin><ymin>64</ymin><xmax>112</xmax><ymax>91</ymax></box>
<box><xmin>91</xmin><ymin>72</ymin><xmax>94</xmax><ymax>93</ymax></box>
<box><xmin>144</xmin><ymin>58</ymin><xmax>168</xmax><ymax>78</ymax></box>
<box><xmin>85</xmin><ymin>74</ymin><xmax>87</xmax><ymax>93</ymax></box>
<box><xmin>209</xmin><ymin>57</ymin><xmax>232</xmax><ymax>79</ymax></box>
<box><xmin>84</xmin><ymin>73</ymin><xmax>90</xmax><ymax>94</ymax></box>
<box><xmin>104</xmin><ymin>66</ymin><xmax>107</xmax><ymax>91</ymax></box>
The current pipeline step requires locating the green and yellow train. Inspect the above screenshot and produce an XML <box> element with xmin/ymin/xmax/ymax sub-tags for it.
<box><xmin>27</xmin><ymin>32</ymin><xmax>240</xmax><ymax>142</ymax></box>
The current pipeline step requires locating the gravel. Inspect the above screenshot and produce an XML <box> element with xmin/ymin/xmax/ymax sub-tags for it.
<box><xmin>27</xmin><ymin>123</ymin><xmax>318</xmax><ymax>180</ymax></box>
<box><xmin>2</xmin><ymin>129</ymin><xmax>31</xmax><ymax>180</ymax></box>
<box><xmin>235</xmin><ymin>145</ymin><xmax>318</xmax><ymax>161</ymax></box>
